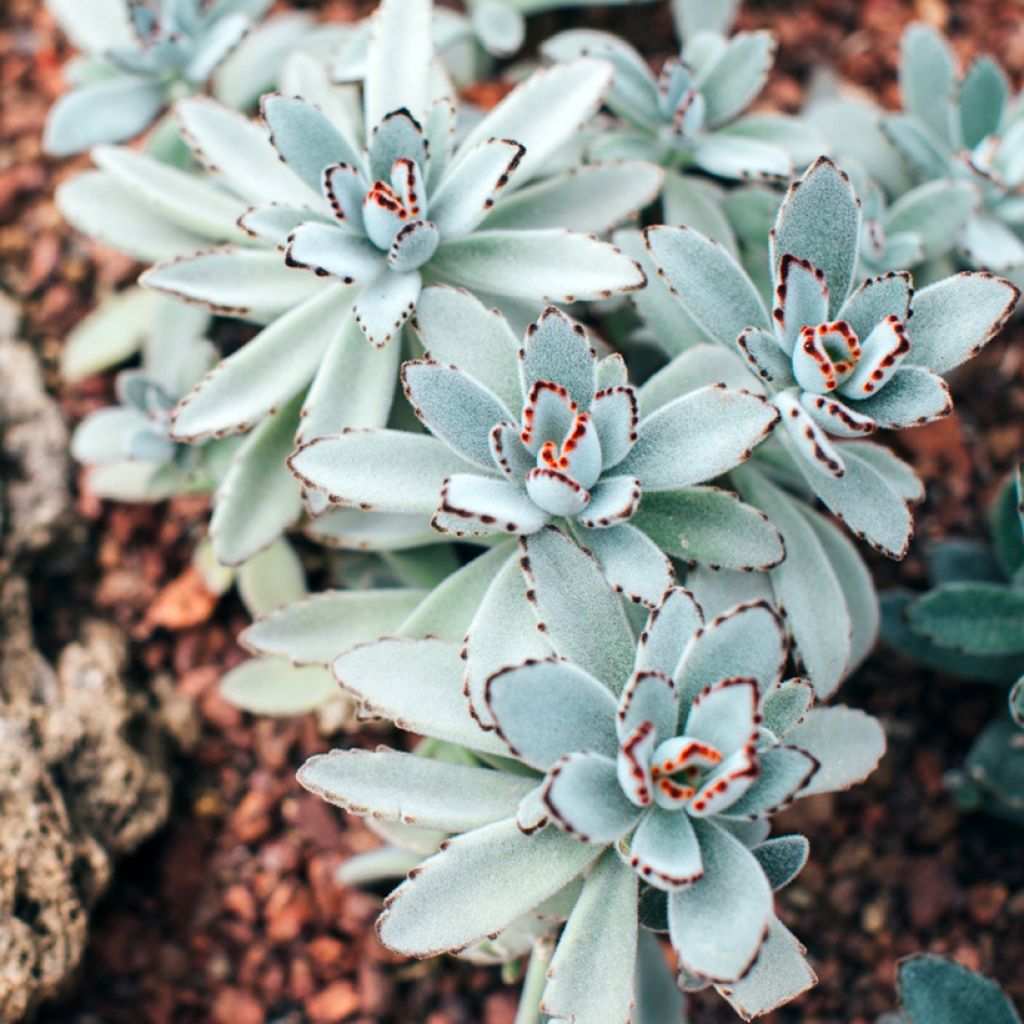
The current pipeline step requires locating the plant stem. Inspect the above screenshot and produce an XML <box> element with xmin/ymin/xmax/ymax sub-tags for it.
<box><xmin>514</xmin><ymin>937</ymin><xmax>556</xmax><ymax>1024</ymax></box>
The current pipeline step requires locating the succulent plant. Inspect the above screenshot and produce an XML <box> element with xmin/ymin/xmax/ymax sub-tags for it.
<box><xmin>644</xmin><ymin>157</ymin><xmax>1018</xmax><ymax>552</ymax></box>
<box><xmin>542</xmin><ymin>11</ymin><xmax>822</xmax><ymax>188</ymax></box>
<box><xmin>288</xmin><ymin>290</ymin><xmax>782</xmax><ymax>607</ymax></box>
<box><xmin>43</xmin><ymin>0</ymin><xmax>312</xmax><ymax>157</ymax></box>
<box><xmin>881</xmin><ymin>954</ymin><xmax>1022</xmax><ymax>1024</ymax></box>
<box><xmin>295</xmin><ymin>529</ymin><xmax>885</xmax><ymax>1020</ymax></box>
<box><xmin>885</xmin><ymin>24</ymin><xmax>1024</xmax><ymax>282</ymax></box>
<box><xmin>881</xmin><ymin>467</ymin><xmax>1024</xmax><ymax>823</ymax></box>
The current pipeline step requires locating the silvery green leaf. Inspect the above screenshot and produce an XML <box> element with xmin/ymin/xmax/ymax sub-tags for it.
<box><xmin>340</xmin><ymin>844</ymin><xmax>424</xmax><ymax>886</ymax></box>
<box><xmin>634</xmin><ymin>587</ymin><xmax>703</xmax><ymax>678</ymax></box>
<box><xmin>299</xmin><ymin>749</ymin><xmax>536</xmax><ymax>831</ymax></box>
<box><xmin>789</xmin><ymin>438</ymin><xmax>913</xmax><ymax>558</ymax></box>
<box><xmin>634</xmin><ymin>929</ymin><xmax>686</xmax><ymax>1023</ymax></box>
<box><xmin>722</xmin><ymin>114</ymin><xmax>826</xmax><ymax>166</ymax></box>
<box><xmin>242</xmin><ymin>588</ymin><xmax>425</xmax><ymax>664</ymax></box>
<box><xmin>369</xmin><ymin>108</ymin><xmax>429</xmax><ymax>182</ymax></box>
<box><xmin>289</xmin><ymin>429</ymin><xmax>467</xmax><ymax>515</ymax></box>
<box><xmin>721</xmin><ymin>746</ymin><xmax>818</xmax><ymax>818</ymax></box>
<box><xmin>630</xmin><ymin>807</ymin><xmax>703</xmax><ymax>893</ymax></box>
<box><xmin>899</xmin><ymin>23</ymin><xmax>957</xmax><ymax>148</ymax></box>
<box><xmin>576</xmin><ymin>523</ymin><xmax>674</xmax><ymax>607</ymax></box>
<box><xmin>718</xmin><ymin>917</ymin><xmax>816</xmax><ymax>1021</ymax></box>
<box><xmin>522</xmin><ymin>528</ymin><xmax>635</xmax><ymax>693</ymax></box>
<box><xmin>299</xmin><ymin>309</ymin><xmax>400</xmax><ymax>443</ymax></box>
<box><xmin>87</xmin><ymin>460</ymin><xmax>175</xmax><ymax>501</ymax></box>
<box><xmin>481</xmin><ymin>162</ymin><xmax>663</xmax><ymax>235</ymax></box>
<box><xmin>185</xmin><ymin>11</ymin><xmax>249</xmax><ymax>83</ymax></box>
<box><xmin>414</xmin><ymin>285</ymin><xmax>521</xmax><ymax>413</ymax></box>
<box><xmin>644</xmin><ymin>226</ymin><xmax>770</xmax><ymax>347</ymax></box>
<box><xmin>285</xmin><ymin>224</ymin><xmax>385</xmax><ymax>283</ymax></box>
<box><xmin>236</xmin><ymin>537</ymin><xmax>305</xmax><ymax>618</ymax></box>
<box><xmin>213</xmin><ymin>12</ymin><xmax>313</xmax><ymax>111</ymax></box>
<box><xmin>403</xmin><ymin>361</ymin><xmax>514</xmax><ymax>468</ymax></box>
<box><xmin>46</xmin><ymin>0</ymin><xmax>134</xmax><ymax>51</ymax></box>
<box><xmin>992</xmin><ymin>467</ymin><xmax>1024</xmax><ymax>578</ymax></box>
<box><xmin>752</xmin><ymin>835</ymin><xmax>809</xmax><ymax>891</ymax></box>
<box><xmin>771</xmin><ymin>157</ymin><xmax>861</xmax><ymax>318</ymax></box>
<box><xmin>881</xmin><ymin>114</ymin><xmax>952</xmax><ymax>180</ymax></box>
<box><xmin>306</xmin><ymin>507</ymin><xmax>441</xmax><ymax>552</ymax></box>
<box><xmin>364</xmin><ymin>0</ymin><xmax>433</xmax><ymax>129</ymax></box>
<box><xmin>962</xmin><ymin>212</ymin><xmax>1024</xmax><ymax>273</ymax></box>
<box><xmin>698</xmin><ymin>31</ymin><xmax>775</xmax><ymax>128</ymax></box>
<box><xmin>175</xmin><ymin>97</ymin><xmax>320</xmax><ymax>208</ymax></box>
<box><xmin>170</xmin><ymin>286</ymin><xmax>349</xmax><ymax>440</ymax></box>
<box><xmin>219</xmin><ymin>658</ymin><xmax>338</xmax><ymax>716</ymax></box>
<box><xmin>71</xmin><ymin>406</ymin><xmax>148</xmax><ymax>463</ymax></box>
<box><xmin>736</xmin><ymin>328</ymin><xmax>794</xmax><ymax>389</ymax></box>
<box><xmin>377</xmin><ymin>818</ymin><xmax>600</xmax><ymax>957</ymax></box>
<box><xmin>210</xmin><ymin>395</ymin><xmax>303</xmax><ymax>565</ymax></box>
<box><xmin>959</xmin><ymin>56</ymin><xmax>1010</xmax><ymax>150</ymax></box>
<box><xmin>520</xmin><ymin>307</ymin><xmax>596</xmax><ymax>411</ymax></box>
<box><xmin>633</xmin><ymin>487</ymin><xmax>784</xmax><ymax>572</ymax></box>
<box><xmin>541</xmin><ymin>850</ymin><xmax>638</xmax><ymax>1024</ymax></box>
<box><xmin>429</xmin><ymin>138</ymin><xmax>526</xmax><ymax>240</ymax></box>
<box><xmin>661</xmin><ymin>174</ymin><xmax>736</xmax><ymax>254</ymax></box>
<box><xmin>44</xmin><ymin>77</ymin><xmax>166</xmax><ymax>156</ymax></box>
<box><xmin>907</xmin><ymin>585</ymin><xmax>1024</xmax><ymax>655</ymax></box>
<box><xmin>843</xmin><ymin>440</ymin><xmax>924</xmax><ymax>503</ymax></box>
<box><xmin>693</xmin><ymin>134</ymin><xmax>792</xmax><ymax>183</ymax></box>
<box><xmin>57</xmin><ymin>171</ymin><xmax>207</xmax><ymax>261</ymax></box>
<box><xmin>671</xmin><ymin>0</ymin><xmax>738</xmax><ymax>38</ymax></box>
<box><xmin>332</xmin><ymin>637</ymin><xmax>508</xmax><ymax>755</ymax></box>
<box><xmin>639</xmin><ymin>345</ymin><xmax>755</xmax><ymax>416</ymax></box>
<box><xmin>398</xmin><ymin>541</ymin><xmax>517</xmax><ymax>641</ymax></box>
<box><xmin>436</xmin><ymin>473</ymin><xmax>549</xmax><ymax>537</ymax></box>
<box><xmin>622</xmin><ymin>385</ymin><xmax>777</xmax><ymax>490</ymax></box>
<box><xmin>733</xmin><ymin>464</ymin><xmax>850</xmax><ymax>697</ymax></box>
<box><xmin>238</xmin><ymin>204</ymin><xmax>332</xmax><ymax>250</ymax></box>
<box><xmin>432</xmin><ymin>230</ymin><xmax>645</xmax><ymax>303</ymax></box>
<box><xmin>800</xmin><ymin>505</ymin><xmax>879</xmax><ymax>673</ymax></box>
<box><xmin>1010</xmin><ymin>677</ymin><xmax>1024</xmax><ymax>728</ymax></box>
<box><xmin>884</xmin><ymin>180</ymin><xmax>977</xmax><ymax>259</ymax></box>
<box><xmin>143</xmin><ymin>248</ymin><xmax>325</xmax><ymax>323</ymax></box>
<box><xmin>674</xmin><ymin>600</ymin><xmax>785</xmax><ymax>706</ymax></box>
<box><xmin>540</xmin><ymin>30</ymin><xmax>659</xmax><ymax>130</ymax></box>
<box><xmin>543</xmin><ymin>752</ymin><xmax>641</xmax><ymax>841</ymax></box>
<box><xmin>61</xmin><ymin>287</ymin><xmax>155</xmax><ymax>380</ymax></box>
<box><xmin>898</xmin><ymin>954</ymin><xmax>1022</xmax><ymax>1024</ymax></box>
<box><xmin>854</xmin><ymin>366</ymin><xmax>951</xmax><ymax>429</ymax></box>
<box><xmin>454</xmin><ymin>59</ymin><xmax>613</xmax><ymax>186</ymax></box>
<box><xmin>93</xmin><ymin>143</ymin><xmax>248</xmax><ymax>241</ymax></box>
<box><xmin>760</xmin><ymin>680</ymin><xmax>814</xmax><ymax>739</ymax></box>
<box><xmin>684</xmin><ymin>566</ymin><xmax>774</xmax><ymax>624</ymax></box>
<box><xmin>786</xmin><ymin>706</ymin><xmax>886</xmax><ymax>796</ymax></box>
<box><xmin>470</xmin><ymin>0</ymin><xmax>524</xmax><ymax>57</ymax></box>
<box><xmin>354</xmin><ymin>268</ymin><xmax>422</xmax><ymax>347</ymax></box>
<box><xmin>668</xmin><ymin>818</ymin><xmax>771</xmax><ymax>983</ymax></box>
<box><xmin>614</xmin><ymin>229</ymin><xmax>712</xmax><ymax>358</ymax></box>
<box><xmin>463</xmin><ymin>549</ymin><xmax>553</xmax><ymax>724</ymax></box>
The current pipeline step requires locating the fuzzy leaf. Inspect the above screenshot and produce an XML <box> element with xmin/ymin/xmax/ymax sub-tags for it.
<box><xmin>884</xmin><ymin>180</ymin><xmax>977</xmax><ymax>259</ymax></box>
<box><xmin>786</xmin><ymin>706</ymin><xmax>885</xmax><ymax>796</ymax></box>
<box><xmin>541</xmin><ymin>850</ymin><xmax>639</xmax><ymax>1024</ymax></box>
<box><xmin>837</xmin><ymin>271</ymin><xmax>912</xmax><ymax>343</ymax></box>
<box><xmin>634</xmin><ymin>588</ymin><xmax>703</xmax><ymax>678</ymax></box>
<box><xmin>236</xmin><ymin>537</ymin><xmax>306</xmax><ymax>618</ymax></box>
<box><xmin>899</xmin><ymin>955</ymin><xmax>1022</xmax><ymax>1024</ymax></box>
<box><xmin>640</xmin><ymin>345</ymin><xmax>755</xmax><ymax>416</ymax></box>
<box><xmin>576</xmin><ymin>523</ymin><xmax>674</xmax><ymax>607</ymax></box>
<box><xmin>907</xmin><ymin>585</ymin><xmax>1024</xmax><ymax>655</ymax></box>
<box><xmin>377</xmin><ymin>817</ymin><xmax>601</xmax><ymax>957</ymax></box>
<box><xmin>905</xmin><ymin>272</ymin><xmax>1019</xmax><ymax>374</ymax></box>
<box><xmin>242</xmin><ymin>589</ymin><xmax>425</xmax><ymax>664</ymax></box>
<box><xmin>633</xmin><ymin>487</ymin><xmax>784</xmax><ymax>571</ymax></box>
<box><xmin>522</xmin><ymin>528</ymin><xmax>635</xmax><ymax>693</ymax></box>
<box><xmin>61</xmin><ymin>287</ymin><xmax>157</xmax><ymax>381</ymax></box>
<box><xmin>854</xmin><ymin>366</ymin><xmax>951</xmax><ymax>429</ymax></box>
<box><xmin>699</xmin><ymin>31</ymin><xmax>775</xmax><ymax>128</ymax></box>
<box><xmin>771</xmin><ymin>158</ymin><xmax>861</xmax><ymax>318</ymax></box>
<box><xmin>634</xmin><ymin>930</ymin><xmax>686</xmax><ymax>1023</ymax></box>
<box><xmin>332</xmin><ymin>637</ymin><xmax>508</xmax><ymax>755</ymax></box>
<box><xmin>644</xmin><ymin>226</ymin><xmax>769</xmax><ymax>347</ymax></box>
<box><xmin>520</xmin><ymin>307</ymin><xmax>597</xmax><ymax>411</ymax></box>
<box><xmin>668</xmin><ymin>819</ymin><xmax>772</xmax><ymax>983</ymax></box>
<box><xmin>899</xmin><ymin>23</ymin><xmax>957</xmax><ymax>147</ymax></box>
<box><xmin>543</xmin><ymin>752</ymin><xmax>641</xmax><ymax>842</ymax></box>
<box><xmin>752</xmin><ymin>835</ymin><xmax>810</xmax><ymax>891</ymax></box>
<box><xmin>354</xmin><ymin>268</ymin><xmax>422</xmax><ymax>347</ymax></box>
<box><xmin>622</xmin><ymin>386</ymin><xmax>776</xmax><ymax>491</ymax></box>
<box><xmin>432</xmin><ymin>230</ymin><xmax>645</xmax><ymax>303</ymax></box>
<box><xmin>364</xmin><ymin>0</ymin><xmax>433</xmax><ymax>128</ymax></box>
<box><xmin>289</xmin><ymin>429</ymin><xmax>466</xmax><ymax>515</ymax></box>
<box><xmin>298</xmin><ymin>749</ymin><xmax>536</xmax><ymax>831</ymax></box>
<box><xmin>220</xmin><ymin>659</ymin><xmax>338</xmax><ymax>716</ymax></box>
<box><xmin>960</xmin><ymin>57</ymin><xmax>1010</xmax><ymax>150</ymax></box>
<box><xmin>722</xmin><ymin>746</ymin><xmax>818</xmax><ymax>818</ymax></box>
<box><xmin>44</xmin><ymin>78</ymin><xmax>166</xmax><ymax>156</ymax></box>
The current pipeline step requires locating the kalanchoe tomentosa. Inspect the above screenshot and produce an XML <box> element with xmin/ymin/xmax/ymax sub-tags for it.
<box><xmin>288</xmin><ymin>287</ymin><xmax>782</xmax><ymax>606</ymax></box>
<box><xmin>644</xmin><ymin>156</ymin><xmax>1020</xmax><ymax>560</ymax></box>
<box><xmin>43</xmin><ymin>0</ymin><xmax>290</xmax><ymax>156</ymax></box>
<box><xmin>886</xmin><ymin>24</ymin><xmax>1024</xmax><ymax>282</ymax></box>
<box><xmin>297</xmin><ymin>528</ymin><xmax>885</xmax><ymax>1021</ymax></box>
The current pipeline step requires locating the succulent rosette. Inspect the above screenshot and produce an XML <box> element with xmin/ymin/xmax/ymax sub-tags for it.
<box><xmin>288</xmin><ymin>288</ymin><xmax>782</xmax><ymax>607</ymax></box>
<box><xmin>297</xmin><ymin>528</ymin><xmax>885</xmax><ymax>1021</ymax></box>
<box><xmin>44</xmin><ymin>0</ymin><xmax>310</xmax><ymax>156</ymax></box>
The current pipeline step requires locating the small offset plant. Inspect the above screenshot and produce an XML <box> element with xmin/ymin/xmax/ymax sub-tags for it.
<box><xmin>880</xmin><ymin>954</ymin><xmax>1022</xmax><ymax>1024</ymax></box>
<box><xmin>297</xmin><ymin>532</ymin><xmax>885</xmax><ymax>1021</ymax></box>
<box><xmin>43</xmin><ymin>0</ymin><xmax>308</xmax><ymax>156</ymax></box>
<box><xmin>44</xmin><ymin>0</ymin><xmax>1024</xmax><ymax>1018</ymax></box>
<box><xmin>882</xmin><ymin>467</ymin><xmax>1024</xmax><ymax>823</ymax></box>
